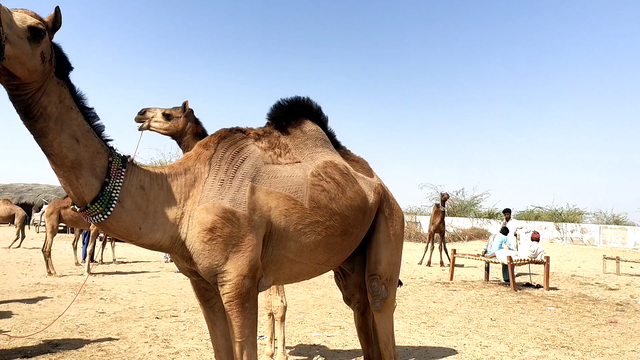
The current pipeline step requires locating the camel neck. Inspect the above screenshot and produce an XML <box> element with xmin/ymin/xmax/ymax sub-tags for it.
<box><xmin>4</xmin><ymin>75</ymin><xmax>186</xmax><ymax>253</ymax></box>
<box><xmin>5</xmin><ymin>75</ymin><xmax>109</xmax><ymax>206</ymax></box>
<box><xmin>174</xmin><ymin>120</ymin><xmax>208</xmax><ymax>153</ymax></box>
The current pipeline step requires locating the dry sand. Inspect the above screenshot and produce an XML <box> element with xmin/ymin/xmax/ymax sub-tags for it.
<box><xmin>1</xmin><ymin>225</ymin><xmax>639</xmax><ymax>359</ymax></box>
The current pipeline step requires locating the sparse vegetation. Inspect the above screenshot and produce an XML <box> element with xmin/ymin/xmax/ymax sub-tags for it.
<box><xmin>414</xmin><ymin>184</ymin><xmax>502</xmax><ymax>220</ymax></box>
<box><xmin>589</xmin><ymin>209</ymin><xmax>636</xmax><ymax>226</ymax></box>
<box><xmin>139</xmin><ymin>147</ymin><xmax>182</xmax><ymax>167</ymax></box>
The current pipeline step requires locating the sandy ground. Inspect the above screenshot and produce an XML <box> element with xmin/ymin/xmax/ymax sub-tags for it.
<box><xmin>0</xmin><ymin>225</ymin><xmax>639</xmax><ymax>360</ymax></box>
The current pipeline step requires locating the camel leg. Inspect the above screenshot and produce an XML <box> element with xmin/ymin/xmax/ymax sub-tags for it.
<box><xmin>218</xmin><ymin>270</ymin><xmax>260</xmax><ymax>360</ymax></box>
<box><xmin>42</xmin><ymin>226</ymin><xmax>57</xmax><ymax>276</ymax></box>
<box><xmin>417</xmin><ymin>240</ymin><xmax>429</xmax><ymax>265</ymax></box>
<box><xmin>99</xmin><ymin>235</ymin><xmax>108</xmax><ymax>264</ymax></box>
<box><xmin>273</xmin><ymin>285</ymin><xmax>288</xmax><ymax>360</ymax></box>
<box><xmin>334</xmin><ymin>243</ymin><xmax>378</xmax><ymax>360</ymax></box>
<box><xmin>262</xmin><ymin>287</ymin><xmax>276</xmax><ymax>360</ymax></box>
<box><xmin>441</xmin><ymin>231</ymin><xmax>451</xmax><ymax>266</ymax></box>
<box><xmin>365</xmin><ymin>202</ymin><xmax>403</xmax><ymax>360</ymax></box>
<box><xmin>6</xmin><ymin>225</ymin><xmax>21</xmax><ymax>249</ymax></box>
<box><xmin>437</xmin><ymin>231</ymin><xmax>449</xmax><ymax>267</ymax></box>
<box><xmin>425</xmin><ymin>232</ymin><xmax>436</xmax><ymax>267</ymax></box>
<box><xmin>186</xmin><ymin>271</ymin><xmax>234</xmax><ymax>359</ymax></box>
<box><xmin>72</xmin><ymin>229</ymin><xmax>82</xmax><ymax>266</ymax></box>
<box><xmin>84</xmin><ymin>230</ymin><xmax>100</xmax><ymax>276</ymax></box>
<box><xmin>110</xmin><ymin>237</ymin><xmax>117</xmax><ymax>264</ymax></box>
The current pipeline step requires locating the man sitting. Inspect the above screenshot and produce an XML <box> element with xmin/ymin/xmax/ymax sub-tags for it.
<box><xmin>490</xmin><ymin>231</ymin><xmax>546</xmax><ymax>282</ymax></box>
<box><xmin>483</xmin><ymin>227</ymin><xmax>514</xmax><ymax>282</ymax></box>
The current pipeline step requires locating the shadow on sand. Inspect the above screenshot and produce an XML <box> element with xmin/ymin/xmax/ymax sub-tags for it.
<box><xmin>0</xmin><ymin>337</ymin><xmax>117</xmax><ymax>359</ymax></box>
<box><xmin>0</xmin><ymin>296</ymin><xmax>52</xmax><ymax>305</ymax></box>
<box><xmin>94</xmin><ymin>270</ymin><xmax>156</xmax><ymax>276</ymax></box>
<box><xmin>288</xmin><ymin>344</ymin><xmax>458</xmax><ymax>360</ymax></box>
<box><xmin>0</xmin><ymin>310</ymin><xmax>12</xmax><ymax>319</ymax></box>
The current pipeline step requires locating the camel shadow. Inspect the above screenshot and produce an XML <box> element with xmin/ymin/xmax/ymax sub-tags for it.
<box><xmin>0</xmin><ymin>337</ymin><xmax>117</xmax><ymax>359</ymax></box>
<box><xmin>95</xmin><ymin>270</ymin><xmax>156</xmax><ymax>276</ymax></box>
<box><xmin>0</xmin><ymin>296</ymin><xmax>52</xmax><ymax>305</ymax></box>
<box><xmin>109</xmin><ymin>260</ymin><xmax>153</xmax><ymax>265</ymax></box>
<box><xmin>288</xmin><ymin>344</ymin><xmax>458</xmax><ymax>360</ymax></box>
<box><xmin>0</xmin><ymin>310</ymin><xmax>12</xmax><ymax>319</ymax></box>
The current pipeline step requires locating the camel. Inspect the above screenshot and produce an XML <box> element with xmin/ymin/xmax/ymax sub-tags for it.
<box><xmin>418</xmin><ymin>192</ymin><xmax>451</xmax><ymax>267</ymax></box>
<box><xmin>1</xmin><ymin>198</ymin><xmax>28</xmax><ymax>248</ymax></box>
<box><xmin>41</xmin><ymin>196</ymin><xmax>116</xmax><ymax>275</ymax></box>
<box><xmin>135</xmin><ymin>101</ymin><xmax>404</xmax><ymax>360</ymax></box>
<box><xmin>0</xmin><ymin>6</ymin><xmax>404</xmax><ymax>360</ymax></box>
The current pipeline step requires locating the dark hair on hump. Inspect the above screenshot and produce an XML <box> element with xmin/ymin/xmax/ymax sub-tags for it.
<box><xmin>266</xmin><ymin>96</ymin><xmax>343</xmax><ymax>150</ymax></box>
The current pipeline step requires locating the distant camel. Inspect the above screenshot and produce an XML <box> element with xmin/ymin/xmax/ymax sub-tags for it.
<box><xmin>1</xmin><ymin>198</ymin><xmax>29</xmax><ymax>248</ymax></box>
<box><xmin>418</xmin><ymin>192</ymin><xmax>451</xmax><ymax>267</ymax></box>
<box><xmin>41</xmin><ymin>196</ymin><xmax>116</xmax><ymax>276</ymax></box>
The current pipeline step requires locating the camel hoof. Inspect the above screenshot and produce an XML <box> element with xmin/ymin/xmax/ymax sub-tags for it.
<box><xmin>75</xmin><ymin>262</ymin><xmax>82</xmax><ymax>267</ymax></box>
<box><xmin>417</xmin><ymin>261</ymin><xmax>422</xmax><ymax>265</ymax></box>
<box><xmin>15</xmin><ymin>245</ymin><xmax>21</xmax><ymax>249</ymax></box>
<box><xmin>440</xmin><ymin>263</ymin><xmax>445</xmax><ymax>267</ymax></box>
<box><xmin>426</xmin><ymin>262</ymin><xmax>432</xmax><ymax>267</ymax></box>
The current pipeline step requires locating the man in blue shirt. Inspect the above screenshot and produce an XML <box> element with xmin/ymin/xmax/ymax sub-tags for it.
<box><xmin>484</xmin><ymin>226</ymin><xmax>514</xmax><ymax>282</ymax></box>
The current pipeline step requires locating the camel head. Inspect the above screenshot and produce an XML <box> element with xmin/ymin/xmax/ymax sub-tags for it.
<box><xmin>0</xmin><ymin>5</ymin><xmax>61</xmax><ymax>85</ymax></box>
<box><xmin>135</xmin><ymin>101</ymin><xmax>193</xmax><ymax>137</ymax></box>
<box><xmin>440</xmin><ymin>192</ymin><xmax>450</xmax><ymax>206</ymax></box>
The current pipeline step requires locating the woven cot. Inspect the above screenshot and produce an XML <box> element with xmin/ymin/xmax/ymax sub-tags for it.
<box><xmin>448</xmin><ymin>249</ymin><xmax>550</xmax><ymax>292</ymax></box>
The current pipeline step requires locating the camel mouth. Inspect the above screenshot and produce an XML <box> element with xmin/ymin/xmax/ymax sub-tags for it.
<box><xmin>137</xmin><ymin>121</ymin><xmax>150</xmax><ymax>131</ymax></box>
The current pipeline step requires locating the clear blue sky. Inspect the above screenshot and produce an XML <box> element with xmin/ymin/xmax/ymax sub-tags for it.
<box><xmin>1</xmin><ymin>1</ymin><xmax>639</xmax><ymax>221</ymax></box>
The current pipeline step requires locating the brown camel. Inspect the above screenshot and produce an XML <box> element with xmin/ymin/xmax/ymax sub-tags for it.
<box><xmin>135</xmin><ymin>101</ymin><xmax>404</xmax><ymax>360</ymax></box>
<box><xmin>1</xmin><ymin>198</ymin><xmax>28</xmax><ymax>248</ymax></box>
<box><xmin>0</xmin><ymin>7</ymin><xmax>404</xmax><ymax>360</ymax></box>
<box><xmin>41</xmin><ymin>196</ymin><xmax>116</xmax><ymax>275</ymax></box>
<box><xmin>418</xmin><ymin>192</ymin><xmax>451</xmax><ymax>267</ymax></box>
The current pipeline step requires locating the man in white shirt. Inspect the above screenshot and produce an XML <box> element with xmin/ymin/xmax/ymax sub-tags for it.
<box><xmin>501</xmin><ymin>208</ymin><xmax>522</xmax><ymax>250</ymax></box>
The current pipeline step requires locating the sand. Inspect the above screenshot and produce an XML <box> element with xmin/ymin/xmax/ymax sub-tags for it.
<box><xmin>1</xmin><ymin>225</ymin><xmax>639</xmax><ymax>359</ymax></box>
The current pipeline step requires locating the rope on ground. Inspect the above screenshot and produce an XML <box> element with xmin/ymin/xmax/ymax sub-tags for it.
<box><xmin>0</xmin><ymin>262</ymin><xmax>98</xmax><ymax>339</ymax></box>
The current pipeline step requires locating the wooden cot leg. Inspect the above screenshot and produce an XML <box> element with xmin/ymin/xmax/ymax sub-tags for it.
<box><xmin>616</xmin><ymin>256</ymin><xmax>621</xmax><ymax>276</ymax></box>
<box><xmin>544</xmin><ymin>256</ymin><xmax>550</xmax><ymax>291</ymax></box>
<box><xmin>484</xmin><ymin>261</ymin><xmax>490</xmax><ymax>282</ymax></box>
<box><xmin>602</xmin><ymin>255</ymin><xmax>606</xmax><ymax>274</ymax></box>
<box><xmin>507</xmin><ymin>256</ymin><xmax>516</xmax><ymax>292</ymax></box>
<box><xmin>449</xmin><ymin>249</ymin><xmax>457</xmax><ymax>281</ymax></box>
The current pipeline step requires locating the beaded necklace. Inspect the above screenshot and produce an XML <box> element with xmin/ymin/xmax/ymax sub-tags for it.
<box><xmin>71</xmin><ymin>147</ymin><xmax>129</xmax><ymax>223</ymax></box>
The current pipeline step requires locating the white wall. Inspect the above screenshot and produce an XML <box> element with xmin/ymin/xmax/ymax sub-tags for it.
<box><xmin>408</xmin><ymin>214</ymin><xmax>640</xmax><ymax>249</ymax></box>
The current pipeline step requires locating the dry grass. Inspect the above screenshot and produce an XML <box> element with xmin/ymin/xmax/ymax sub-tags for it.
<box><xmin>1</xmin><ymin>226</ymin><xmax>640</xmax><ymax>359</ymax></box>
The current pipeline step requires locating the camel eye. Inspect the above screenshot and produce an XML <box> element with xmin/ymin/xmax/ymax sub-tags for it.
<box><xmin>28</xmin><ymin>26</ymin><xmax>47</xmax><ymax>43</ymax></box>
<box><xmin>162</xmin><ymin>113</ymin><xmax>173</xmax><ymax>121</ymax></box>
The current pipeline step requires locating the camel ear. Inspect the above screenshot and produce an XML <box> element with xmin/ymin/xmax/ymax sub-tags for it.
<box><xmin>181</xmin><ymin>101</ymin><xmax>190</xmax><ymax>114</ymax></box>
<box><xmin>45</xmin><ymin>6</ymin><xmax>62</xmax><ymax>39</ymax></box>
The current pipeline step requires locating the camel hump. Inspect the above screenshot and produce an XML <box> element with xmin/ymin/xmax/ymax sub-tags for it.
<box><xmin>266</xmin><ymin>96</ymin><xmax>344</xmax><ymax>150</ymax></box>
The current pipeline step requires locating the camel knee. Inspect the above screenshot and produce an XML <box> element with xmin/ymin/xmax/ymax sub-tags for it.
<box><xmin>367</xmin><ymin>275</ymin><xmax>392</xmax><ymax>311</ymax></box>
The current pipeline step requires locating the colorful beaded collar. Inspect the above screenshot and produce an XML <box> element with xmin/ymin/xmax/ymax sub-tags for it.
<box><xmin>71</xmin><ymin>147</ymin><xmax>129</xmax><ymax>223</ymax></box>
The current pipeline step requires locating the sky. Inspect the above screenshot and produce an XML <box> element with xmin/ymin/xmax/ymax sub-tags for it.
<box><xmin>1</xmin><ymin>1</ymin><xmax>639</xmax><ymax>221</ymax></box>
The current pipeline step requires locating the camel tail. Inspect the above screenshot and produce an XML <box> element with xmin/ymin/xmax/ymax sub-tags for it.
<box><xmin>266</xmin><ymin>96</ymin><xmax>344</xmax><ymax>150</ymax></box>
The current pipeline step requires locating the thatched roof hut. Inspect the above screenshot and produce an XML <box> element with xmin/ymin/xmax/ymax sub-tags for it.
<box><xmin>0</xmin><ymin>183</ymin><xmax>67</xmax><ymax>219</ymax></box>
